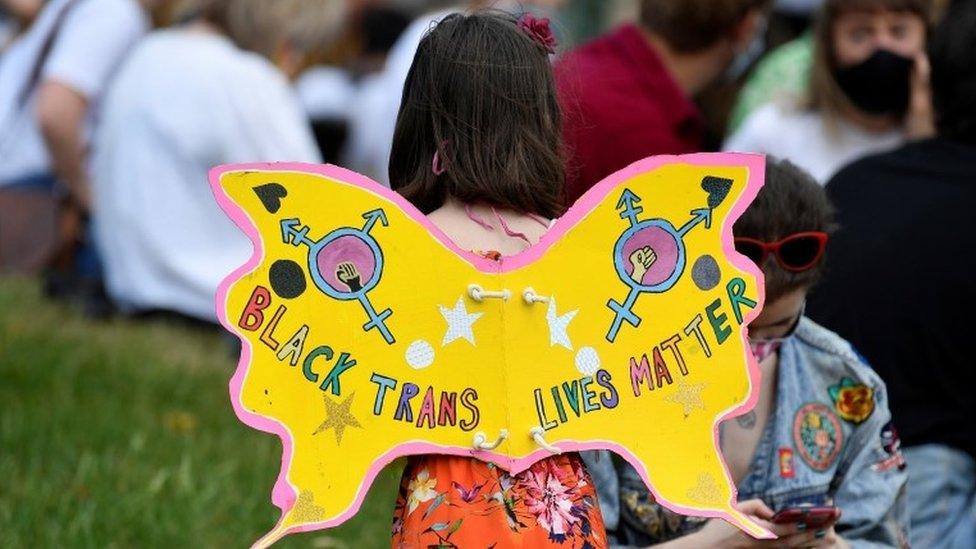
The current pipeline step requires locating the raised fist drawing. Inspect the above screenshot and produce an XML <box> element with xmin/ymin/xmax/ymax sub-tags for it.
<box><xmin>336</xmin><ymin>262</ymin><xmax>363</xmax><ymax>292</ymax></box>
<box><xmin>629</xmin><ymin>246</ymin><xmax>657</xmax><ymax>285</ymax></box>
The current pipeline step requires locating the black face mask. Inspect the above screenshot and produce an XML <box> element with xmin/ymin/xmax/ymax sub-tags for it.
<box><xmin>833</xmin><ymin>49</ymin><xmax>914</xmax><ymax>116</ymax></box>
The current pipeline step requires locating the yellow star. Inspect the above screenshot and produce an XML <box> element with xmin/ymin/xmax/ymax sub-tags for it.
<box><xmin>687</xmin><ymin>472</ymin><xmax>722</xmax><ymax>504</ymax></box>
<box><xmin>313</xmin><ymin>392</ymin><xmax>361</xmax><ymax>444</ymax></box>
<box><xmin>666</xmin><ymin>383</ymin><xmax>706</xmax><ymax>416</ymax></box>
<box><xmin>291</xmin><ymin>490</ymin><xmax>326</xmax><ymax>523</ymax></box>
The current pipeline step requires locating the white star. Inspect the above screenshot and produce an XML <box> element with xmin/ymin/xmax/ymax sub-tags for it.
<box><xmin>439</xmin><ymin>297</ymin><xmax>483</xmax><ymax>346</ymax></box>
<box><xmin>546</xmin><ymin>297</ymin><xmax>578</xmax><ymax>350</ymax></box>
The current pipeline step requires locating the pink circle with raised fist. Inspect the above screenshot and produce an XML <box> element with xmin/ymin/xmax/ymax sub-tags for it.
<box><xmin>316</xmin><ymin>235</ymin><xmax>376</xmax><ymax>292</ymax></box>
<box><xmin>621</xmin><ymin>226</ymin><xmax>679</xmax><ymax>287</ymax></box>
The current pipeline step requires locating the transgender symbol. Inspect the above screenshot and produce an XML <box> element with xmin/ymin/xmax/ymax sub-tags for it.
<box><xmin>280</xmin><ymin>209</ymin><xmax>395</xmax><ymax>344</ymax></box>
<box><xmin>606</xmin><ymin>176</ymin><xmax>732</xmax><ymax>342</ymax></box>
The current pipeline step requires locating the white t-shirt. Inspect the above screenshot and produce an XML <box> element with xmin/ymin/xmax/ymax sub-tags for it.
<box><xmin>724</xmin><ymin>102</ymin><xmax>904</xmax><ymax>184</ymax></box>
<box><xmin>0</xmin><ymin>0</ymin><xmax>148</xmax><ymax>183</ymax></box>
<box><xmin>91</xmin><ymin>29</ymin><xmax>322</xmax><ymax>321</ymax></box>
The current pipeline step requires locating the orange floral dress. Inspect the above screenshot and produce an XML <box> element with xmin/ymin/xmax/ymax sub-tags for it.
<box><xmin>392</xmin><ymin>453</ymin><xmax>607</xmax><ymax>548</ymax></box>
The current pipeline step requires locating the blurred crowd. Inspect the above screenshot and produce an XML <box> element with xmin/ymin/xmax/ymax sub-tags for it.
<box><xmin>1</xmin><ymin>0</ymin><xmax>974</xmax><ymax>547</ymax></box>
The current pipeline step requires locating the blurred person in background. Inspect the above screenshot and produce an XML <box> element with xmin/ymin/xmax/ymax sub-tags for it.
<box><xmin>0</xmin><ymin>0</ymin><xmax>149</xmax><ymax>278</ymax></box>
<box><xmin>90</xmin><ymin>0</ymin><xmax>345</xmax><ymax>323</ymax></box>
<box><xmin>344</xmin><ymin>0</ymin><xmax>565</xmax><ymax>185</ymax></box>
<box><xmin>729</xmin><ymin>0</ymin><xmax>952</xmax><ymax>134</ymax></box>
<box><xmin>808</xmin><ymin>1</ymin><xmax>976</xmax><ymax>547</ymax></box>
<box><xmin>724</xmin><ymin>0</ymin><xmax>934</xmax><ymax>183</ymax></box>
<box><xmin>730</xmin><ymin>0</ymin><xmax>952</xmax><ymax>133</ymax></box>
<box><xmin>555</xmin><ymin>0</ymin><xmax>771</xmax><ymax>205</ymax></box>
<box><xmin>297</xmin><ymin>2</ymin><xmax>411</xmax><ymax>163</ymax></box>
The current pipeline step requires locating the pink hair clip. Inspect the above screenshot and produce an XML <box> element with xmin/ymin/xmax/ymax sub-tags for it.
<box><xmin>518</xmin><ymin>13</ymin><xmax>557</xmax><ymax>54</ymax></box>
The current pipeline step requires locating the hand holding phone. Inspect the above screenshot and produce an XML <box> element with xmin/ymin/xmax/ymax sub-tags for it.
<box><xmin>772</xmin><ymin>505</ymin><xmax>841</xmax><ymax>529</ymax></box>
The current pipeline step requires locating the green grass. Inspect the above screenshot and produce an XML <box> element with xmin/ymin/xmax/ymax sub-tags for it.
<box><xmin>0</xmin><ymin>277</ymin><xmax>400</xmax><ymax>548</ymax></box>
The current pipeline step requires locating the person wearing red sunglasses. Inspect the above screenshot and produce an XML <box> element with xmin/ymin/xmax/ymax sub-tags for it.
<box><xmin>593</xmin><ymin>158</ymin><xmax>908</xmax><ymax>549</ymax></box>
<box><xmin>734</xmin><ymin>231</ymin><xmax>829</xmax><ymax>274</ymax></box>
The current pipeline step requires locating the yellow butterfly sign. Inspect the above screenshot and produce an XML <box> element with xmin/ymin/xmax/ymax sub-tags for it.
<box><xmin>210</xmin><ymin>153</ymin><xmax>771</xmax><ymax>546</ymax></box>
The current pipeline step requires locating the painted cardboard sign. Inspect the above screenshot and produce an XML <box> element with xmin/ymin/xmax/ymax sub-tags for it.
<box><xmin>210</xmin><ymin>153</ymin><xmax>770</xmax><ymax>546</ymax></box>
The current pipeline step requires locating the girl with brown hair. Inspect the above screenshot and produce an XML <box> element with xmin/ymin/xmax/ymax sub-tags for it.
<box><xmin>388</xmin><ymin>11</ymin><xmax>606</xmax><ymax>547</ymax></box>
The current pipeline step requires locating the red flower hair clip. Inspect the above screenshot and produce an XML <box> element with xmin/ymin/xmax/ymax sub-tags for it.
<box><xmin>518</xmin><ymin>13</ymin><xmax>557</xmax><ymax>54</ymax></box>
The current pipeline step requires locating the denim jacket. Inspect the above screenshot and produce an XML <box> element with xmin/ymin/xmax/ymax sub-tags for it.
<box><xmin>587</xmin><ymin>317</ymin><xmax>909</xmax><ymax>548</ymax></box>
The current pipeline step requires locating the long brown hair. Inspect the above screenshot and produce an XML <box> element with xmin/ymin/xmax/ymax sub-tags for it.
<box><xmin>806</xmin><ymin>0</ymin><xmax>932</xmax><ymax>117</ymax></box>
<box><xmin>389</xmin><ymin>11</ymin><xmax>565</xmax><ymax>218</ymax></box>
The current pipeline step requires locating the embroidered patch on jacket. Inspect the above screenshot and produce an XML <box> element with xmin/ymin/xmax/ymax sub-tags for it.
<box><xmin>778</xmin><ymin>447</ymin><xmax>795</xmax><ymax>478</ymax></box>
<box><xmin>828</xmin><ymin>377</ymin><xmax>875</xmax><ymax>424</ymax></box>
<box><xmin>793</xmin><ymin>402</ymin><xmax>844</xmax><ymax>471</ymax></box>
<box><xmin>873</xmin><ymin>420</ymin><xmax>907</xmax><ymax>472</ymax></box>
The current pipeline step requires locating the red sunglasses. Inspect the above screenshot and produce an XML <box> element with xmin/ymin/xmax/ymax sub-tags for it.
<box><xmin>734</xmin><ymin>232</ymin><xmax>829</xmax><ymax>273</ymax></box>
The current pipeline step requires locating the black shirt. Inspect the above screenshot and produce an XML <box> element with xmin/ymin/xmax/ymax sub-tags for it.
<box><xmin>808</xmin><ymin>137</ymin><xmax>976</xmax><ymax>458</ymax></box>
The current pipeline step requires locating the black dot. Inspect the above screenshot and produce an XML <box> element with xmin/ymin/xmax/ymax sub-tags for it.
<box><xmin>692</xmin><ymin>255</ymin><xmax>721</xmax><ymax>291</ymax></box>
<box><xmin>269</xmin><ymin>260</ymin><xmax>306</xmax><ymax>299</ymax></box>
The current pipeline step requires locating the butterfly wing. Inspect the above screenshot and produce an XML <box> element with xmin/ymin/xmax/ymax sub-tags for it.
<box><xmin>213</xmin><ymin>163</ymin><xmax>512</xmax><ymax>544</ymax></box>
<box><xmin>497</xmin><ymin>153</ymin><xmax>769</xmax><ymax>537</ymax></box>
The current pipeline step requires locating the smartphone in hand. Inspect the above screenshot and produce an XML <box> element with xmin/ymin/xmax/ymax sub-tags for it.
<box><xmin>772</xmin><ymin>505</ymin><xmax>841</xmax><ymax>529</ymax></box>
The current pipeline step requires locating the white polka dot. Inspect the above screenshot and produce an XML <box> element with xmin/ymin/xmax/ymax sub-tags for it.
<box><xmin>405</xmin><ymin>340</ymin><xmax>435</xmax><ymax>369</ymax></box>
<box><xmin>575</xmin><ymin>347</ymin><xmax>600</xmax><ymax>376</ymax></box>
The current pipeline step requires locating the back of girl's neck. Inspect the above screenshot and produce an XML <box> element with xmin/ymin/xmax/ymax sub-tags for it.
<box><xmin>428</xmin><ymin>197</ymin><xmax>550</xmax><ymax>256</ymax></box>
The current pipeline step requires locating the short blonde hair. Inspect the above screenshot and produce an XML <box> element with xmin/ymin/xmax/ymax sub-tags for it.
<box><xmin>175</xmin><ymin>0</ymin><xmax>346</xmax><ymax>59</ymax></box>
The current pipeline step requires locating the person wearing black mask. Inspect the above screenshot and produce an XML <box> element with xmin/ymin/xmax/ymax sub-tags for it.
<box><xmin>725</xmin><ymin>0</ymin><xmax>934</xmax><ymax>184</ymax></box>
<box><xmin>809</xmin><ymin>1</ymin><xmax>976</xmax><ymax>547</ymax></box>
